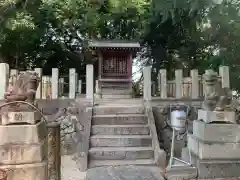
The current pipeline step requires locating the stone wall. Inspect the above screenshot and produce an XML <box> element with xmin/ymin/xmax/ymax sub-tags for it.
<box><xmin>35</xmin><ymin>98</ymin><xmax>91</xmax><ymax>158</ymax></box>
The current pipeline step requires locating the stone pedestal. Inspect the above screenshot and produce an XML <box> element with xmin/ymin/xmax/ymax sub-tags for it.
<box><xmin>198</xmin><ymin>109</ymin><xmax>236</xmax><ymax>124</ymax></box>
<box><xmin>182</xmin><ymin>147</ymin><xmax>240</xmax><ymax>179</ymax></box>
<box><xmin>1</xmin><ymin>111</ymin><xmax>41</xmax><ymax>125</ymax></box>
<box><xmin>0</xmin><ymin>112</ymin><xmax>48</xmax><ymax>180</ymax></box>
<box><xmin>1</xmin><ymin>162</ymin><xmax>47</xmax><ymax>180</ymax></box>
<box><xmin>185</xmin><ymin>119</ymin><xmax>240</xmax><ymax>179</ymax></box>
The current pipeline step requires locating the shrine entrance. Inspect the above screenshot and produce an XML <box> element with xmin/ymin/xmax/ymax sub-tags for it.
<box><xmin>88</xmin><ymin>41</ymin><xmax>140</xmax><ymax>99</ymax></box>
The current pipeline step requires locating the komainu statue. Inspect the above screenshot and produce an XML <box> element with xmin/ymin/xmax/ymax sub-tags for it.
<box><xmin>4</xmin><ymin>71</ymin><xmax>40</xmax><ymax>104</ymax></box>
<box><xmin>202</xmin><ymin>70</ymin><xmax>233</xmax><ymax>111</ymax></box>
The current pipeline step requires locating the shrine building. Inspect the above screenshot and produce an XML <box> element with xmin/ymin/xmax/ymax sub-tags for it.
<box><xmin>88</xmin><ymin>40</ymin><xmax>140</xmax><ymax>99</ymax></box>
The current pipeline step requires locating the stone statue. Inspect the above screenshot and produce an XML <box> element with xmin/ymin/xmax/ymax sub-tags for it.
<box><xmin>202</xmin><ymin>70</ymin><xmax>220</xmax><ymax>111</ymax></box>
<box><xmin>4</xmin><ymin>71</ymin><xmax>40</xmax><ymax>104</ymax></box>
<box><xmin>215</xmin><ymin>87</ymin><xmax>233</xmax><ymax>111</ymax></box>
<box><xmin>202</xmin><ymin>70</ymin><xmax>233</xmax><ymax>111</ymax></box>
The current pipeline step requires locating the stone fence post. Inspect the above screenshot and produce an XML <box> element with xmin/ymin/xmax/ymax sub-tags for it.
<box><xmin>10</xmin><ymin>69</ymin><xmax>18</xmax><ymax>86</ymax></box>
<box><xmin>35</xmin><ymin>68</ymin><xmax>42</xmax><ymax>99</ymax></box>
<box><xmin>219</xmin><ymin>66</ymin><xmax>230</xmax><ymax>88</ymax></box>
<box><xmin>52</xmin><ymin>68</ymin><xmax>59</xmax><ymax>99</ymax></box>
<box><xmin>175</xmin><ymin>69</ymin><xmax>183</xmax><ymax>98</ymax></box>
<box><xmin>191</xmin><ymin>69</ymin><xmax>199</xmax><ymax>99</ymax></box>
<box><xmin>47</xmin><ymin>122</ymin><xmax>61</xmax><ymax>180</ymax></box>
<box><xmin>158</xmin><ymin>69</ymin><xmax>167</xmax><ymax>98</ymax></box>
<box><xmin>69</xmin><ymin>68</ymin><xmax>76</xmax><ymax>99</ymax></box>
<box><xmin>78</xmin><ymin>80</ymin><xmax>82</xmax><ymax>94</ymax></box>
<box><xmin>86</xmin><ymin>64</ymin><xmax>94</xmax><ymax>104</ymax></box>
<box><xmin>0</xmin><ymin>63</ymin><xmax>9</xmax><ymax>100</ymax></box>
<box><xmin>143</xmin><ymin>66</ymin><xmax>151</xmax><ymax>101</ymax></box>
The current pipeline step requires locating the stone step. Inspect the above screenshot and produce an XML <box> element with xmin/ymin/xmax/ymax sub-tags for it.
<box><xmin>92</xmin><ymin>114</ymin><xmax>147</xmax><ymax>125</ymax></box>
<box><xmin>101</xmin><ymin>94</ymin><xmax>132</xmax><ymax>99</ymax></box>
<box><xmin>89</xmin><ymin>147</ymin><xmax>154</xmax><ymax>160</ymax></box>
<box><xmin>165</xmin><ymin>166</ymin><xmax>198</xmax><ymax>180</ymax></box>
<box><xmin>93</xmin><ymin>106</ymin><xmax>145</xmax><ymax>115</ymax></box>
<box><xmin>91</xmin><ymin>125</ymin><xmax>150</xmax><ymax>135</ymax></box>
<box><xmin>88</xmin><ymin>159</ymin><xmax>156</xmax><ymax>168</ymax></box>
<box><xmin>101</xmin><ymin>88</ymin><xmax>132</xmax><ymax>95</ymax></box>
<box><xmin>90</xmin><ymin>135</ymin><xmax>152</xmax><ymax>147</ymax></box>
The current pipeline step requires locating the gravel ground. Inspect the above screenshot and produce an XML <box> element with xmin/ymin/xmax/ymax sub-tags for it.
<box><xmin>61</xmin><ymin>155</ymin><xmax>86</xmax><ymax>180</ymax></box>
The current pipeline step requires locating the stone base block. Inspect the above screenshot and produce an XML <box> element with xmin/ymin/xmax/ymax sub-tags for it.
<box><xmin>198</xmin><ymin>109</ymin><xmax>236</xmax><ymax>123</ymax></box>
<box><xmin>1</xmin><ymin>111</ymin><xmax>41</xmax><ymax>125</ymax></box>
<box><xmin>1</xmin><ymin>161</ymin><xmax>47</xmax><ymax>180</ymax></box>
<box><xmin>165</xmin><ymin>165</ymin><xmax>197</xmax><ymax>180</ymax></box>
<box><xmin>188</xmin><ymin>134</ymin><xmax>240</xmax><ymax>160</ymax></box>
<box><xmin>0</xmin><ymin>121</ymin><xmax>47</xmax><ymax>144</ymax></box>
<box><xmin>193</xmin><ymin>120</ymin><xmax>240</xmax><ymax>142</ymax></box>
<box><xmin>0</xmin><ymin>140</ymin><xmax>47</xmax><ymax>164</ymax></box>
<box><xmin>182</xmin><ymin>148</ymin><xmax>240</xmax><ymax>179</ymax></box>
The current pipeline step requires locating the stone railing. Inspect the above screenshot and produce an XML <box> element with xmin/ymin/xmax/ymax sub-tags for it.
<box><xmin>145</xmin><ymin>101</ymin><xmax>166</xmax><ymax>168</ymax></box>
<box><xmin>143</xmin><ymin>66</ymin><xmax>230</xmax><ymax>100</ymax></box>
<box><xmin>0</xmin><ymin>63</ymin><xmax>87</xmax><ymax>100</ymax></box>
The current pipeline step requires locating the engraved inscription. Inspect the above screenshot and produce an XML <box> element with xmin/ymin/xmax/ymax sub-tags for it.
<box><xmin>14</xmin><ymin>113</ymin><xmax>23</xmax><ymax>121</ymax></box>
<box><xmin>216</xmin><ymin>112</ymin><xmax>224</xmax><ymax>120</ymax></box>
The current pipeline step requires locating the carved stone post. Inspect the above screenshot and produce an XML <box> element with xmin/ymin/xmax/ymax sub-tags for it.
<box><xmin>47</xmin><ymin>122</ymin><xmax>61</xmax><ymax>180</ymax></box>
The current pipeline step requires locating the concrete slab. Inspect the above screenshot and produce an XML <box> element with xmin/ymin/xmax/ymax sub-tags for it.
<box><xmin>86</xmin><ymin>166</ymin><xmax>165</xmax><ymax>180</ymax></box>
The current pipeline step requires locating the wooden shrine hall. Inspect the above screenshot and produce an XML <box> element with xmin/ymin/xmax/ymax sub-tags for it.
<box><xmin>88</xmin><ymin>40</ymin><xmax>140</xmax><ymax>99</ymax></box>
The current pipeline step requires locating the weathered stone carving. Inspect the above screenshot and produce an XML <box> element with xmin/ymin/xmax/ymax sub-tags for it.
<box><xmin>52</xmin><ymin>103</ymin><xmax>84</xmax><ymax>155</ymax></box>
<box><xmin>202</xmin><ymin>70</ymin><xmax>219</xmax><ymax>111</ymax></box>
<box><xmin>4</xmin><ymin>71</ymin><xmax>40</xmax><ymax>104</ymax></box>
<box><xmin>202</xmin><ymin>70</ymin><xmax>233</xmax><ymax>111</ymax></box>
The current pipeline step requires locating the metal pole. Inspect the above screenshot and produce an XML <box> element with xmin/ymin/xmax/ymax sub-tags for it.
<box><xmin>169</xmin><ymin>128</ymin><xmax>175</xmax><ymax>168</ymax></box>
<box><xmin>47</xmin><ymin>122</ymin><xmax>61</xmax><ymax>180</ymax></box>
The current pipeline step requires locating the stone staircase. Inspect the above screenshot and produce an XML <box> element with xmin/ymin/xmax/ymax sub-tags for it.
<box><xmin>88</xmin><ymin>105</ymin><xmax>160</xmax><ymax>168</ymax></box>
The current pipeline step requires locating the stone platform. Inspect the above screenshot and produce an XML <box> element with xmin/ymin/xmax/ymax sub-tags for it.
<box><xmin>86</xmin><ymin>166</ymin><xmax>164</xmax><ymax>180</ymax></box>
<box><xmin>182</xmin><ymin>147</ymin><xmax>240</xmax><ymax>179</ymax></box>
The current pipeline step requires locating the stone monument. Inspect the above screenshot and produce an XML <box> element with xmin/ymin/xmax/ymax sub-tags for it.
<box><xmin>0</xmin><ymin>71</ymin><xmax>48</xmax><ymax>180</ymax></box>
<box><xmin>182</xmin><ymin>70</ymin><xmax>240</xmax><ymax>179</ymax></box>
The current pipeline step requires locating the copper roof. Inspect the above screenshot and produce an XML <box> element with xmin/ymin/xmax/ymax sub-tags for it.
<box><xmin>88</xmin><ymin>40</ymin><xmax>140</xmax><ymax>49</ymax></box>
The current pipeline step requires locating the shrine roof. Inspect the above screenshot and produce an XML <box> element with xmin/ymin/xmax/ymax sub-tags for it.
<box><xmin>88</xmin><ymin>40</ymin><xmax>140</xmax><ymax>49</ymax></box>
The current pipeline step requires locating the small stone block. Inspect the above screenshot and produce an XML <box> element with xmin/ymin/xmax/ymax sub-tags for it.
<box><xmin>1</xmin><ymin>111</ymin><xmax>41</xmax><ymax>125</ymax></box>
<box><xmin>193</xmin><ymin>120</ymin><xmax>240</xmax><ymax>142</ymax></box>
<box><xmin>165</xmin><ymin>166</ymin><xmax>197</xmax><ymax>180</ymax></box>
<box><xmin>198</xmin><ymin>109</ymin><xmax>236</xmax><ymax>123</ymax></box>
<box><xmin>0</xmin><ymin>121</ymin><xmax>47</xmax><ymax>145</ymax></box>
<box><xmin>0</xmin><ymin>140</ymin><xmax>47</xmax><ymax>164</ymax></box>
<box><xmin>188</xmin><ymin>134</ymin><xmax>240</xmax><ymax>160</ymax></box>
<box><xmin>0</xmin><ymin>161</ymin><xmax>47</xmax><ymax>180</ymax></box>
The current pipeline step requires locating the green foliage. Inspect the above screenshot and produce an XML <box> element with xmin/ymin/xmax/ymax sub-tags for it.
<box><xmin>1</xmin><ymin>0</ymin><xmax>240</xmax><ymax>91</ymax></box>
